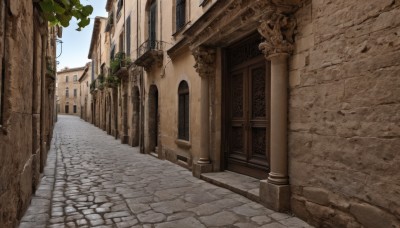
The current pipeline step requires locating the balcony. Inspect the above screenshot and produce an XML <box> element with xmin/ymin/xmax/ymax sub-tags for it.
<box><xmin>134</xmin><ymin>39</ymin><xmax>163</xmax><ymax>72</ymax></box>
<box><xmin>110</xmin><ymin>52</ymin><xmax>130</xmax><ymax>79</ymax></box>
<box><xmin>105</xmin><ymin>13</ymin><xmax>114</xmax><ymax>32</ymax></box>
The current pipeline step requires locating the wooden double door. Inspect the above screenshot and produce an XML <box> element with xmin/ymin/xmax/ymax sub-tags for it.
<box><xmin>225</xmin><ymin>34</ymin><xmax>270</xmax><ymax>179</ymax></box>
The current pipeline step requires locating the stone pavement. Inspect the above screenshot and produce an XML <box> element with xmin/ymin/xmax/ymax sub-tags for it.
<box><xmin>19</xmin><ymin>115</ymin><xmax>311</xmax><ymax>228</ymax></box>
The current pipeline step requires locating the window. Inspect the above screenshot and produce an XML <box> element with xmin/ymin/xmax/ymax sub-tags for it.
<box><xmin>73</xmin><ymin>75</ymin><xmax>77</xmax><ymax>82</ymax></box>
<box><xmin>119</xmin><ymin>31</ymin><xmax>124</xmax><ymax>52</ymax></box>
<box><xmin>66</xmin><ymin>87</ymin><xmax>69</xmax><ymax>98</ymax></box>
<box><xmin>110</xmin><ymin>45</ymin><xmax>115</xmax><ymax>60</ymax></box>
<box><xmin>126</xmin><ymin>16</ymin><xmax>131</xmax><ymax>56</ymax></box>
<box><xmin>148</xmin><ymin>0</ymin><xmax>157</xmax><ymax>48</ymax></box>
<box><xmin>74</xmin><ymin>89</ymin><xmax>77</xmax><ymax>97</ymax></box>
<box><xmin>66</xmin><ymin>75</ymin><xmax>69</xmax><ymax>82</ymax></box>
<box><xmin>73</xmin><ymin>105</ymin><xmax>77</xmax><ymax>113</ymax></box>
<box><xmin>117</xmin><ymin>0</ymin><xmax>123</xmax><ymax>18</ymax></box>
<box><xmin>65</xmin><ymin>102</ymin><xmax>69</xmax><ymax>113</ymax></box>
<box><xmin>176</xmin><ymin>0</ymin><xmax>186</xmax><ymax>30</ymax></box>
<box><xmin>178</xmin><ymin>81</ymin><xmax>189</xmax><ymax>141</ymax></box>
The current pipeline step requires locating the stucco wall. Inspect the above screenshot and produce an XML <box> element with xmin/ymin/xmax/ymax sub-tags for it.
<box><xmin>288</xmin><ymin>0</ymin><xmax>400</xmax><ymax>227</ymax></box>
<box><xmin>57</xmin><ymin>68</ymin><xmax>84</xmax><ymax>115</ymax></box>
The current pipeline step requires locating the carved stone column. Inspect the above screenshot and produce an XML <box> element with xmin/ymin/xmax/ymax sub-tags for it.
<box><xmin>192</xmin><ymin>46</ymin><xmax>216</xmax><ymax>178</ymax></box>
<box><xmin>258</xmin><ymin>12</ymin><xmax>296</xmax><ymax>212</ymax></box>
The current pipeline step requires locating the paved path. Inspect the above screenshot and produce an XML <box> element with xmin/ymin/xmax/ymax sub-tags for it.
<box><xmin>20</xmin><ymin>115</ymin><xmax>311</xmax><ymax>228</ymax></box>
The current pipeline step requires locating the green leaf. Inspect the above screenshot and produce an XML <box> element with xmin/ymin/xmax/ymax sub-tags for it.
<box><xmin>77</xmin><ymin>17</ymin><xmax>90</xmax><ymax>28</ymax></box>
<box><xmin>82</xmin><ymin>5</ymin><xmax>93</xmax><ymax>16</ymax></box>
<box><xmin>53</xmin><ymin>2</ymin><xmax>66</xmax><ymax>14</ymax></box>
<box><xmin>39</xmin><ymin>0</ymin><xmax>55</xmax><ymax>12</ymax></box>
<box><xmin>38</xmin><ymin>0</ymin><xmax>92</xmax><ymax>31</ymax></box>
<box><xmin>59</xmin><ymin>0</ymin><xmax>70</xmax><ymax>7</ymax></box>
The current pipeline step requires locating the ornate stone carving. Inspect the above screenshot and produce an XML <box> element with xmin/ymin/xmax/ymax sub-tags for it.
<box><xmin>192</xmin><ymin>46</ymin><xmax>216</xmax><ymax>78</ymax></box>
<box><xmin>258</xmin><ymin>12</ymin><xmax>296</xmax><ymax>57</ymax></box>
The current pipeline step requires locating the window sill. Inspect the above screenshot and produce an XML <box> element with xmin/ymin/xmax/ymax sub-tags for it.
<box><xmin>175</xmin><ymin>139</ymin><xmax>191</xmax><ymax>149</ymax></box>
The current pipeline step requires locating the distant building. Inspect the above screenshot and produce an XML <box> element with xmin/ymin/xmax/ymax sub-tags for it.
<box><xmin>79</xmin><ymin>63</ymin><xmax>92</xmax><ymax>122</ymax></box>
<box><xmin>56</xmin><ymin>66</ymin><xmax>85</xmax><ymax>115</ymax></box>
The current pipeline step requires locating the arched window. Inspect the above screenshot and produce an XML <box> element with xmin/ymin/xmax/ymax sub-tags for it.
<box><xmin>176</xmin><ymin>0</ymin><xmax>186</xmax><ymax>30</ymax></box>
<box><xmin>65</xmin><ymin>87</ymin><xmax>69</xmax><ymax>98</ymax></box>
<box><xmin>178</xmin><ymin>81</ymin><xmax>189</xmax><ymax>141</ymax></box>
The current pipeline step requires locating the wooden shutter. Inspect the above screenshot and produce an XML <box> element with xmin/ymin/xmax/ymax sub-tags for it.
<box><xmin>126</xmin><ymin>16</ymin><xmax>131</xmax><ymax>56</ymax></box>
<box><xmin>149</xmin><ymin>1</ymin><xmax>156</xmax><ymax>49</ymax></box>
<box><xmin>176</xmin><ymin>0</ymin><xmax>186</xmax><ymax>30</ymax></box>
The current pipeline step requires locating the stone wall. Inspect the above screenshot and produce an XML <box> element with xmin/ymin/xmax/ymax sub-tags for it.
<box><xmin>0</xmin><ymin>1</ymin><xmax>56</xmax><ymax>227</ymax></box>
<box><xmin>288</xmin><ymin>0</ymin><xmax>400</xmax><ymax>227</ymax></box>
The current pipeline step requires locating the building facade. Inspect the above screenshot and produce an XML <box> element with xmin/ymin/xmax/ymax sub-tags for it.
<box><xmin>79</xmin><ymin>63</ymin><xmax>92</xmax><ymax>122</ymax></box>
<box><xmin>0</xmin><ymin>0</ymin><xmax>59</xmax><ymax>227</ymax></box>
<box><xmin>86</xmin><ymin>0</ymin><xmax>400</xmax><ymax>227</ymax></box>
<box><xmin>56</xmin><ymin>66</ymin><xmax>85</xmax><ymax>115</ymax></box>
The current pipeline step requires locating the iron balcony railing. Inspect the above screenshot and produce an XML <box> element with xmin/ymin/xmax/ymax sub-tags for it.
<box><xmin>137</xmin><ymin>39</ymin><xmax>163</xmax><ymax>58</ymax></box>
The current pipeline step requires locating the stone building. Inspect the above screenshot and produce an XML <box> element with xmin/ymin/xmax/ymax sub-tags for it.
<box><xmin>79</xmin><ymin>62</ymin><xmax>92</xmax><ymax>122</ymax></box>
<box><xmin>0</xmin><ymin>0</ymin><xmax>59</xmax><ymax>227</ymax></box>
<box><xmin>56</xmin><ymin>66</ymin><xmax>85</xmax><ymax>115</ymax></box>
<box><xmin>87</xmin><ymin>16</ymin><xmax>111</xmax><ymax>134</ymax></box>
<box><xmin>87</xmin><ymin>0</ymin><xmax>400</xmax><ymax>227</ymax></box>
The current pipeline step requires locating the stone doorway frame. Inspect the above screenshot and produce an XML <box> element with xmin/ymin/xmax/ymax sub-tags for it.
<box><xmin>179</xmin><ymin>0</ymin><xmax>300</xmax><ymax>211</ymax></box>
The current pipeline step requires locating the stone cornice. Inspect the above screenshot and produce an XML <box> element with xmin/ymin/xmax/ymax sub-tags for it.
<box><xmin>192</xmin><ymin>46</ymin><xmax>216</xmax><ymax>78</ymax></box>
<box><xmin>167</xmin><ymin>37</ymin><xmax>189</xmax><ymax>59</ymax></box>
<box><xmin>182</xmin><ymin>0</ymin><xmax>301</xmax><ymax>50</ymax></box>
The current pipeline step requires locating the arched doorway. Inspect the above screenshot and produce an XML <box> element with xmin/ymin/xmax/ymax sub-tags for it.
<box><xmin>148</xmin><ymin>85</ymin><xmax>158</xmax><ymax>154</ymax></box>
<box><xmin>132</xmin><ymin>86</ymin><xmax>140</xmax><ymax>147</ymax></box>
<box><xmin>107</xmin><ymin>94</ymin><xmax>112</xmax><ymax>135</ymax></box>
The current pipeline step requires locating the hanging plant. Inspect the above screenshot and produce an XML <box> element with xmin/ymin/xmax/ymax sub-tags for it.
<box><xmin>37</xmin><ymin>0</ymin><xmax>93</xmax><ymax>31</ymax></box>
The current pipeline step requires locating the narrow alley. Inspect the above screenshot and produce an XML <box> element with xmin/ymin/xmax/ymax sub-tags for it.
<box><xmin>19</xmin><ymin>115</ymin><xmax>310</xmax><ymax>228</ymax></box>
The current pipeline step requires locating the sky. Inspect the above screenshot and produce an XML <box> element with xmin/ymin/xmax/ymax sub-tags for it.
<box><xmin>57</xmin><ymin>0</ymin><xmax>107</xmax><ymax>70</ymax></box>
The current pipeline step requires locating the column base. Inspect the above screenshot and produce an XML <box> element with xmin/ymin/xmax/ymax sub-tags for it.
<box><xmin>120</xmin><ymin>135</ymin><xmax>129</xmax><ymax>144</ymax></box>
<box><xmin>192</xmin><ymin>163</ymin><xmax>213</xmax><ymax>178</ymax></box>
<box><xmin>260</xmin><ymin>180</ymin><xmax>290</xmax><ymax>212</ymax></box>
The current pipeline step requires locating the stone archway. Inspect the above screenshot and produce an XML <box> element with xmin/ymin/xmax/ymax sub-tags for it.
<box><xmin>148</xmin><ymin>85</ymin><xmax>159</xmax><ymax>154</ymax></box>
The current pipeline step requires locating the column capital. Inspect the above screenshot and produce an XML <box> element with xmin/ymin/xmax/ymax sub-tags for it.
<box><xmin>192</xmin><ymin>46</ymin><xmax>216</xmax><ymax>78</ymax></box>
<box><xmin>258</xmin><ymin>12</ymin><xmax>296</xmax><ymax>58</ymax></box>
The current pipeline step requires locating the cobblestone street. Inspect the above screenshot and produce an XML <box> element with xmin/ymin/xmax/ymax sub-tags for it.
<box><xmin>20</xmin><ymin>115</ymin><xmax>310</xmax><ymax>228</ymax></box>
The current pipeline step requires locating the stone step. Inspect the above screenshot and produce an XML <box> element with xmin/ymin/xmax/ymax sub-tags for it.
<box><xmin>200</xmin><ymin>171</ymin><xmax>260</xmax><ymax>203</ymax></box>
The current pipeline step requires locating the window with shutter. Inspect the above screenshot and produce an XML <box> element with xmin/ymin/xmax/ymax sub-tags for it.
<box><xmin>110</xmin><ymin>45</ymin><xmax>115</xmax><ymax>60</ymax></box>
<box><xmin>117</xmin><ymin>0</ymin><xmax>123</xmax><ymax>17</ymax></box>
<box><xmin>149</xmin><ymin>0</ymin><xmax>157</xmax><ymax>49</ymax></box>
<box><xmin>176</xmin><ymin>0</ymin><xmax>186</xmax><ymax>30</ymax></box>
<box><xmin>178</xmin><ymin>81</ymin><xmax>189</xmax><ymax>141</ymax></box>
<box><xmin>126</xmin><ymin>16</ymin><xmax>131</xmax><ymax>56</ymax></box>
<box><xmin>0</xmin><ymin>0</ymin><xmax>5</xmax><ymax>125</ymax></box>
